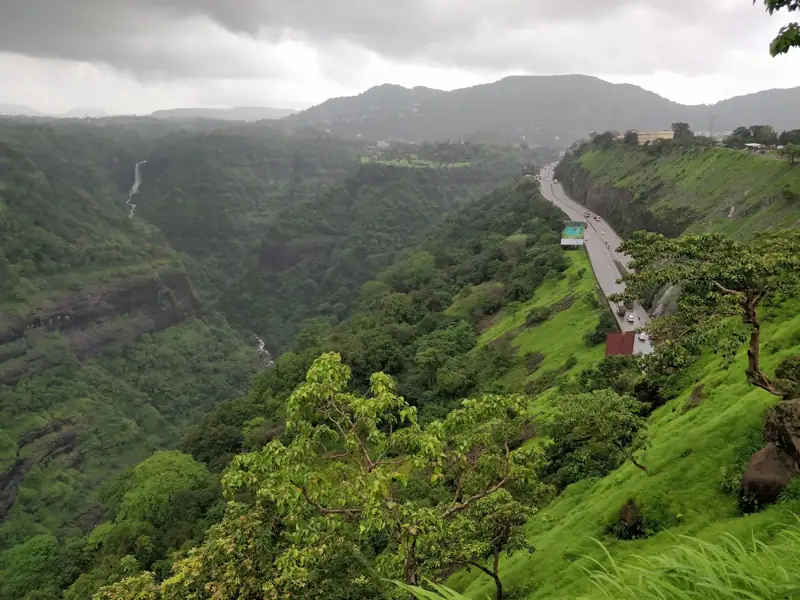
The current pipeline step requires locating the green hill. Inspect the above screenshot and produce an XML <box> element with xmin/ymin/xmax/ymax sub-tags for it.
<box><xmin>555</xmin><ymin>143</ymin><xmax>800</xmax><ymax>238</ymax></box>
<box><xmin>0</xmin><ymin>118</ymin><xmax>548</xmax><ymax>600</ymax></box>
<box><xmin>71</xmin><ymin>156</ymin><xmax>800</xmax><ymax>600</ymax></box>
<box><xmin>286</xmin><ymin>75</ymin><xmax>800</xmax><ymax>146</ymax></box>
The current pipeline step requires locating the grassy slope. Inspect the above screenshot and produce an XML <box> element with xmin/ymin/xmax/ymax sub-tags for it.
<box><xmin>578</xmin><ymin>146</ymin><xmax>800</xmax><ymax>237</ymax></box>
<box><xmin>446</xmin><ymin>152</ymin><xmax>800</xmax><ymax>598</ymax></box>
<box><xmin>477</xmin><ymin>250</ymin><xmax>605</xmax><ymax>389</ymax></box>
<box><xmin>454</xmin><ymin>301</ymin><xmax>800</xmax><ymax>599</ymax></box>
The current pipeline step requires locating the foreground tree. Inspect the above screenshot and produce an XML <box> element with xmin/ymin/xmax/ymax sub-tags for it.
<box><xmin>222</xmin><ymin>353</ymin><xmax>548</xmax><ymax>596</ymax></box>
<box><xmin>419</xmin><ymin>491</ymin><xmax>534</xmax><ymax>600</ymax></box>
<box><xmin>757</xmin><ymin>0</ymin><xmax>800</xmax><ymax>55</ymax></box>
<box><xmin>615</xmin><ymin>230</ymin><xmax>800</xmax><ymax>398</ymax></box>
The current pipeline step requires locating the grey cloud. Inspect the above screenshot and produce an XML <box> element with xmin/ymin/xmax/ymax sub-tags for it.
<box><xmin>0</xmin><ymin>0</ymin><xmax>287</xmax><ymax>78</ymax></box>
<box><xmin>0</xmin><ymin>0</ymin><xmax>783</xmax><ymax>78</ymax></box>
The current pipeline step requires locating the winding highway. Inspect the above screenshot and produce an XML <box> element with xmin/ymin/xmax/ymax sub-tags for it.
<box><xmin>539</xmin><ymin>163</ymin><xmax>653</xmax><ymax>355</ymax></box>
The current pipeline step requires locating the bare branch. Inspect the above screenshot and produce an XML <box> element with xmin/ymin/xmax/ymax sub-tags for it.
<box><xmin>291</xmin><ymin>480</ymin><xmax>362</xmax><ymax>516</ymax></box>
<box><xmin>442</xmin><ymin>443</ymin><xmax>510</xmax><ymax>518</ymax></box>
<box><xmin>712</xmin><ymin>280</ymin><xmax>745</xmax><ymax>298</ymax></box>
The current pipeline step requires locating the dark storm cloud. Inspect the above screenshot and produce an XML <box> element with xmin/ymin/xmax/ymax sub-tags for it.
<box><xmin>0</xmin><ymin>0</ymin><xmax>779</xmax><ymax>77</ymax></box>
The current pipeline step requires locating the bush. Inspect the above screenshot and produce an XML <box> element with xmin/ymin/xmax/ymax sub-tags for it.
<box><xmin>584</xmin><ymin>311</ymin><xmax>619</xmax><ymax>346</ymax></box>
<box><xmin>525</xmin><ymin>307</ymin><xmax>552</xmax><ymax>326</ymax></box>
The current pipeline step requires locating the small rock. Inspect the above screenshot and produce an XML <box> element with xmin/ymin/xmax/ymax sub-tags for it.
<box><xmin>615</xmin><ymin>499</ymin><xmax>645</xmax><ymax>539</ymax></box>
<box><xmin>764</xmin><ymin>399</ymin><xmax>800</xmax><ymax>465</ymax></box>
<box><xmin>740</xmin><ymin>442</ymin><xmax>798</xmax><ymax>511</ymax></box>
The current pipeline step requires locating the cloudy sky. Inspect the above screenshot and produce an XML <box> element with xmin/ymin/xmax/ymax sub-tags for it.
<box><xmin>1</xmin><ymin>0</ymin><xmax>798</xmax><ymax>114</ymax></box>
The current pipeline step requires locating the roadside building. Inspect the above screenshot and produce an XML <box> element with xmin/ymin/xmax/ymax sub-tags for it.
<box><xmin>605</xmin><ymin>331</ymin><xmax>636</xmax><ymax>356</ymax></box>
<box><xmin>637</xmin><ymin>130</ymin><xmax>674</xmax><ymax>145</ymax></box>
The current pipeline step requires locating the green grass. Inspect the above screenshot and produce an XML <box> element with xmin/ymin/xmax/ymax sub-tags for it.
<box><xmin>577</xmin><ymin>146</ymin><xmax>800</xmax><ymax>236</ymax></box>
<box><xmin>478</xmin><ymin>250</ymin><xmax>606</xmax><ymax>388</ymax></box>
<box><xmin>359</xmin><ymin>156</ymin><xmax>471</xmax><ymax>168</ymax></box>
<box><xmin>398</xmin><ymin>523</ymin><xmax>800</xmax><ymax>600</ymax></box>
<box><xmin>450</xmin><ymin>298</ymin><xmax>800</xmax><ymax>599</ymax></box>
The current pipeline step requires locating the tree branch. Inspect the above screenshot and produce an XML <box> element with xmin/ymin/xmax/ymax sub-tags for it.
<box><xmin>291</xmin><ymin>480</ymin><xmax>362</xmax><ymax>515</ymax></box>
<box><xmin>442</xmin><ymin>443</ymin><xmax>510</xmax><ymax>518</ymax></box>
<box><xmin>466</xmin><ymin>560</ymin><xmax>497</xmax><ymax>580</ymax></box>
<box><xmin>711</xmin><ymin>280</ymin><xmax>745</xmax><ymax>297</ymax></box>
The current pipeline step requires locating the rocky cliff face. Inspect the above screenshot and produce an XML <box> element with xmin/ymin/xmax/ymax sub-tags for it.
<box><xmin>554</xmin><ymin>155</ymin><xmax>696</xmax><ymax>238</ymax></box>
<box><xmin>0</xmin><ymin>268</ymin><xmax>201</xmax><ymax>386</ymax></box>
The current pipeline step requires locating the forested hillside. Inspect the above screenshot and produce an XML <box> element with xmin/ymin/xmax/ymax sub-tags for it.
<box><xmin>6</xmin><ymin>178</ymin><xmax>621</xmax><ymax>599</ymax></box>
<box><xmin>0</xmin><ymin>119</ymin><xmax>263</xmax><ymax>582</ymax></box>
<box><xmin>34</xmin><ymin>132</ymin><xmax>800</xmax><ymax>600</ymax></box>
<box><xmin>135</xmin><ymin>133</ymin><xmax>542</xmax><ymax>350</ymax></box>
<box><xmin>0</xmin><ymin>117</ymin><xmax>548</xmax><ymax>600</ymax></box>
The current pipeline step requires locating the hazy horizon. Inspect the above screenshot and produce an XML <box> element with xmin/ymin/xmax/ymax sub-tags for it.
<box><xmin>1</xmin><ymin>0</ymin><xmax>799</xmax><ymax>115</ymax></box>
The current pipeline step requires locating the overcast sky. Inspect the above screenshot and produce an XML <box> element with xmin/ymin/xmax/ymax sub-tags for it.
<box><xmin>1</xmin><ymin>0</ymin><xmax>798</xmax><ymax>114</ymax></box>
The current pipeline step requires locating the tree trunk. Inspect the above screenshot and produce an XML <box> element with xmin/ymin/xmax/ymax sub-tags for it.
<box><xmin>467</xmin><ymin>559</ymin><xmax>503</xmax><ymax>600</ymax></box>
<box><xmin>493</xmin><ymin>551</ymin><xmax>503</xmax><ymax>600</ymax></box>
<box><xmin>404</xmin><ymin>538</ymin><xmax>418</xmax><ymax>600</ymax></box>
<box><xmin>743</xmin><ymin>297</ymin><xmax>784</xmax><ymax>397</ymax></box>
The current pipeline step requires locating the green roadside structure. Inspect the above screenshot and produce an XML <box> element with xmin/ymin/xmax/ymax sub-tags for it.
<box><xmin>560</xmin><ymin>221</ymin><xmax>586</xmax><ymax>247</ymax></box>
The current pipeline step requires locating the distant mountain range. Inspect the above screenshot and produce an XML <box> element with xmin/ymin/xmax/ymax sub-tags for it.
<box><xmin>0</xmin><ymin>104</ymin><xmax>108</xmax><ymax>118</ymax></box>
<box><xmin>0</xmin><ymin>104</ymin><xmax>294</xmax><ymax>121</ymax></box>
<box><xmin>285</xmin><ymin>75</ymin><xmax>800</xmax><ymax>146</ymax></box>
<box><xmin>149</xmin><ymin>107</ymin><xmax>296</xmax><ymax>121</ymax></box>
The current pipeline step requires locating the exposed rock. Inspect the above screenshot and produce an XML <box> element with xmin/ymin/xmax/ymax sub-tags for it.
<box><xmin>764</xmin><ymin>399</ymin><xmax>800</xmax><ymax>465</ymax></box>
<box><xmin>614</xmin><ymin>499</ymin><xmax>645</xmax><ymax>539</ymax></box>
<box><xmin>683</xmin><ymin>384</ymin><xmax>705</xmax><ymax>412</ymax></box>
<box><xmin>556</xmin><ymin>157</ymin><xmax>695</xmax><ymax>238</ymax></box>
<box><xmin>0</xmin><ymin>420</ymin><xmax>78</xmax><ymax>521</ymax></box>
<box><xmin>740</xmin><ymin>442</ymin><xmax>798</xmax><ymax>512</ymax></box>
<box><xmin>0</xmin><ymin>269</ymin><xmax>201</xmax><ymax>385</ymax></box>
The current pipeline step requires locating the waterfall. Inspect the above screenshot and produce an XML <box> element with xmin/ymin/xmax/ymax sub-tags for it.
<box><xmin>651</xmin><ymin>283</ymin><xmax>682</xmax><ymax>318</ymax></box>
<box><xmin>126</xmin><ymin>160</ymin><xmax>146</xmax><ymax>218</ymax></box>
<box><xmin>255</xmin><ymin>335</ymin><xmax>275</xmax><ymax>367</ymax></box>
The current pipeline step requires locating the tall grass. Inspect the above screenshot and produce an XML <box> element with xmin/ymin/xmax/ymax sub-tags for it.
<box><xmin>582</xmin><ymin>525</ymin><xmax>800</xmax><ymax>599</ymax></box>
<box><xmin>393</xmin><ymin>524</ymin><xmax>800</xmax><ymax>599</ymax></box>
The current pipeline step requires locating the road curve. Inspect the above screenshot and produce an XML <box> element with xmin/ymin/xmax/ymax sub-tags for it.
<box><xmin>538</xmin><ymin>163</ymin><xmax>653</xmax><ymax>355</ymax></box>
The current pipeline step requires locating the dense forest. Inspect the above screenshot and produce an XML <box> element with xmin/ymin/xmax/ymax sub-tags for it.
<box><xmin>134</xmin><ymin>131</ymin><xmax>542</xmax><ymax>350</ymax></box>
<box><xmin>0</xmin><ymin>117</ymin><xmax>553</xmax><ymax>599</ymax></box>
<box><xmin>5</xmin><ymin>110</ymin><xmax>800</xmax><ymax>600</ymax></box>
<box><xmin>2</xmin><ymin>175</ymin><xmax>609</xmax><ymax>599</ymax></box>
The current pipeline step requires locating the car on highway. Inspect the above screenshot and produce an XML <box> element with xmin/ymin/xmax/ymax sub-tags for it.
<box><xmin>627</xmin><ymin>313</ymin><xmax>635</xmax><ymax>323</ymax></box>
<box><xmin>583</xmin><ymin>211</ymin><xmax>590</xmax><ymax>218</ymax></box>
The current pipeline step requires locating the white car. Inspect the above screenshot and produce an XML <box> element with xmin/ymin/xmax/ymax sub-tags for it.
<box><xmin>626</xmin><ymin>313</ymin><xmax>635</xmax><ymax>323</ymax></box>
<box><xmin>601</xmin><ymin>229</ymin><xmax>607</xmax><ymax>235</ymax></box>
<box><xmin>638</xmin><ymin>332</ymin><xmax>647</xmax><ymax>341</ymax></box>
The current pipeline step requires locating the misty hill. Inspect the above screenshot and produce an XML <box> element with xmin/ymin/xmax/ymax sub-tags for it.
<box><xmin>63</xmin><ymin>106</ymin><xmax>107</xmax><ymax>118</ymax></box>
<box><xmin>0</xmin><ymin>103</ymin><xmax>45</xmax><ymax>116</ymax></box>
<box><xmin>150</xmin><ymin>106</ymin><xmax>297</xmax><ymax>121</ymax></box>
<box><xmin>0</xmin><ymin>104</ymin><xmax>106</xmax><ymax>118</ymax></box>
<box><xmin>286</xmin><ymin>75</ymin><xmax>800</xmax><ymax>145</ymax></box>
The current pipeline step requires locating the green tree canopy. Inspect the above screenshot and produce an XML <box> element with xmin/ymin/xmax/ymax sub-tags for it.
<box><xmin>545</xmin><ymin>390</ymin><xmax>649</xmax><ymax>488</ymax></box>
<box><xmin>221</xmin><ymin>352</ymin><xmax>548</xmax><ymax>595</ymax></box>
<box><xmin>615</xmin><ymin>230</ymin><xmax>800</xmax><ymax>398</ymax></box>
<box><xmin>757</xmin><ymin>0</ymin><xmax>800</xmax><ymax>55</ymax></box>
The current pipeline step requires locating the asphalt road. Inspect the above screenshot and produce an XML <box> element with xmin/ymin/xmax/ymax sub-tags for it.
<box><xmin>538</xmin><ymin>163</ymin><xmax>653</xmax><ymax>355</ymax></box>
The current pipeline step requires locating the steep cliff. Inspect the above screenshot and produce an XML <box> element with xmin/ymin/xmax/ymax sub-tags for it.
<box><xmin>0</xmin><ymin>121</ymin><xmax>258</xmax><ymax>541</ymax></box>
<box><xmin>555</xmin><ymin>145</ymin><xmax>800</xmax><ymax>238</ymax></box>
